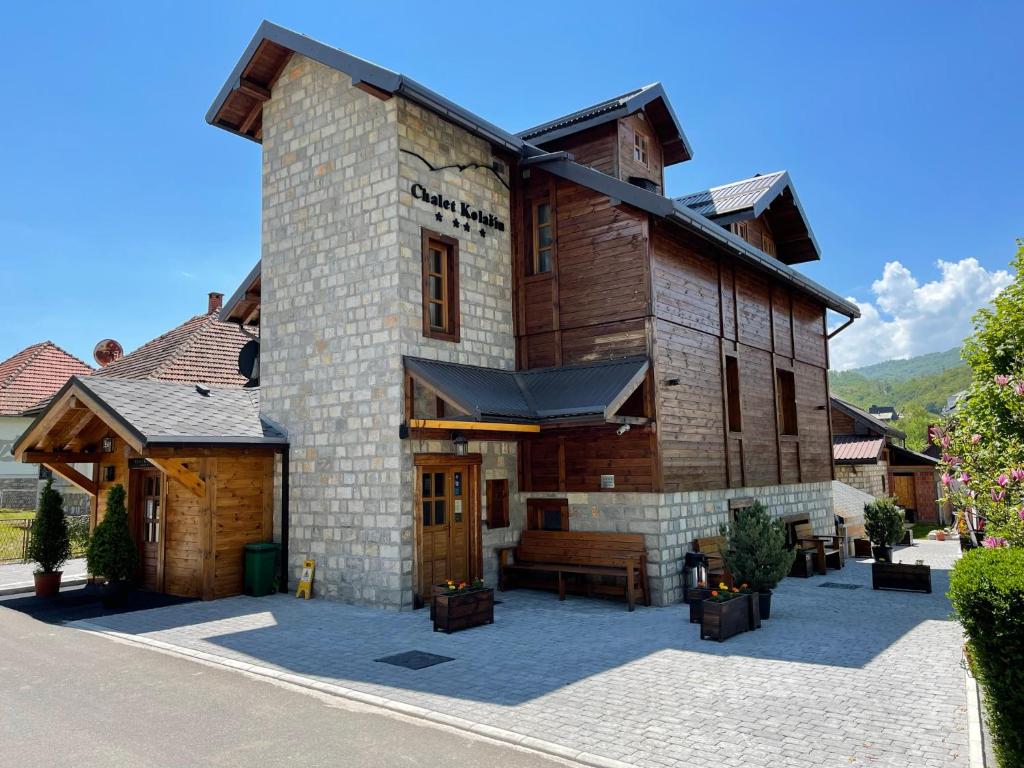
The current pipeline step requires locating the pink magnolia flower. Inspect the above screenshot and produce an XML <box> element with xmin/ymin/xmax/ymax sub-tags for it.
<box><xmin>991</xmin><ymin>489</ymin><xmax>1006</xmax><ymax>503</ymax></box>
<box><xmin>928</xmin><ymin>425</ymin><xmax>944</xmax><ymax>444</ymax></box>
<box><xmin>943</xmin><ymin>453</ymin><xmax>962</xmax><ymax>467</ymax></box>
<box><xmin>971</xmin><ymin>434</ymin><xmax>982</xmax><ymax>445</ymax></box>
<box><xmin>997</xmin><ymin>473</ymin><xmax>1010</xmax><ymax>487</ymax></box>
<box><xmin>982</xmin><ymin>536</ymin><xmax>1008</xmax><ymax>548</ymax></box>
<box><xmin>960</xmin><ymin>472</ymin><xmax>971</xmax><ymax>485</ymax></box>
<box><xmin>967</xmin><ymin>489</ymin><xmax>976</xmax><ymax>499</ymax></box>
<box><xmin>941</xmin><ymin>472</ymin><xmax>953</xmax><ymax>487</ymax></box>
<box><xmin>1015</xmin><ymin>382</ymin><xmax>1024</xmax><ymax>397</ymax></box>
<box><xmin>1019</xmin><ymin>507</ymin><xmax>1024</xmax><ymax>523</ymax></box>
<box><xmin>1013</xmin><ymin>468</ymin><xmax>1024</xmax><ymax>483</ymax></box>
<box><xmin>941</xmin><ymin>435</ymin><xmax>952</xmax><ymax>449</ymax></box>
<box><xmin>994</xmin><ymin>374</ymin><xmax>1011</xmax><ymax>387</ymax></box>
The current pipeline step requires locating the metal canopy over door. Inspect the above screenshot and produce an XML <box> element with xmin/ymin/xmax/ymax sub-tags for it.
<box><xmin>414</xmin><ymin>456</ymin><xmax>482</xmax><ymax>604</ymax></box>
<box><xmin>131</xmin><ymin>468</ymin><xmax>163</xmax><ymax>591</ymax></box>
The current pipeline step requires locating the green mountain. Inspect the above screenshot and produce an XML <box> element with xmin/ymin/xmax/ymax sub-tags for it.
<box><xmin>850</xmin><ymin>347</ymin><xmax>965</xmax><ymax>382</ymax></box>
<box><xmin>829</xmin><ymin>348</ymin><xmax>971</xmax><ymax>451</ymax></box>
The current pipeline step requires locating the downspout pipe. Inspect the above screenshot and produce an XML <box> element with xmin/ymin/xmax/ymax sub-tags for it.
<box><xmin>279</xmin><ymin>446</ymin><xmax>290</xmax><ymax>593</ymax></box>
<box><xmin>828</xmin><ymin>313</ymin><xmax>856</xmax><ymax>339</ymax></box>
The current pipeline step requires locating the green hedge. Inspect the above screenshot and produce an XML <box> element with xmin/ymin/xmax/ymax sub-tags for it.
<box><xmin>948</xmin><ymin>548</ymin><xmax>1024</xmax><ymax>767</ymax></box>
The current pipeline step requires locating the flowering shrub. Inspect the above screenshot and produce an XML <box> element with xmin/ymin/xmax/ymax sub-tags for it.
<box><xmin>948</xmin><ymin>548</ymin><xmax>1024</xmax><ymax>767</ymax></box>
<box><xmin>705</xmin><ymin>582</ymin><xmax>746</xmax><ymax>602</ymax></box>
<box><xmin>934</xmin><ymin>242</ymin><xmax>1024</xmax><ymax>547</ymax></box>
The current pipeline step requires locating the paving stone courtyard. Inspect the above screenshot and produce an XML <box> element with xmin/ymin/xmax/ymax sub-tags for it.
<box><xmin>72</xmin><ymin>540</ymin><xmax>967</xmax><ymax>768</ymax></box>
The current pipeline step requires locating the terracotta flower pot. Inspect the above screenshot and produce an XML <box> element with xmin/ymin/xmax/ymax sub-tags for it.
<box><xmin>935</xmin><ymin>530</ymin><xmax>946</xmax><ymax>541</ymax></box>
<box><xmin>33</xmin><ymin>571</ymin><xmax>62</xmax><ymax>598</ymax></box>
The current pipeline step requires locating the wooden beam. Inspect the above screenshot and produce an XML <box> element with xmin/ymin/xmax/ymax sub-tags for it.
<box><xmin>238</xmin><ymin>102</ymin><xmax>262</xmax><ymax>135</ymax></box>
<box><xmin>353</xmin><ymin>80</ymin><xmax>393</xmax><ymax>101</ymax></box>
<box><xmin>64</xmin><ymin>409</ymin><xmax>100</xmax><ymax>450</ymax></box>
<box><xmin>142</xmin><ymin>445</ymin><xmax>279</xmax><ymax>459</ymax></box>
<box><xmin>23</xmin><ymin>450</ymin><xmax>103</xmax><ymax>464</ymax></box>
<box><xmin>146</xmin><ymin>458</ymin><xmax>206</xmax><ymax>498</ymax></box>
<box><xmin>200</xmin><ymin>458</ymin><xmax>217</xmax><ymax>601</ymax></box>
<box><xmin>238</xmin><ymin>77</ymin><xmax>271</xmax><ymax>101</ymax></box>
<box><xmin>18</xmin><ymin>389</ymin><xmax>78</xmax><ymax>456</ymax></box>
<box><xmin>43</xmin><ymin>462</ymin><xmax>98</xmax><ymax>496</ymax></box>
<box><xmin>407</xmin><ymin>418</ymin><xmax>540</xmax><ymax>434</ymax></box>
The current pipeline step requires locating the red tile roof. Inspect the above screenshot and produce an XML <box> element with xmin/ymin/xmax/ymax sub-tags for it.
<box><xmin>833</xmin><ymin>435</ymin><xmax>885</xmax><ymax>464</ymax></box>
<box><xmin>91</xmin><ymin>310</ymin><xmax>255</xmax><ymax>387</ymax></box>
<box><xmin>0</xmin><ymin>341</ymin><xmax>93</xmax><ymax>416</ymax></box>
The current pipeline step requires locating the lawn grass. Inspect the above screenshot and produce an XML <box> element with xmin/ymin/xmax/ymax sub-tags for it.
<box><xmin>0</xmin><ymin>515</ymin><xmax>32</xmax><ymax>562</ymax></box>
<box><xmin>912</xmin><ymin>522</ymin><xmax>944</xmax><ymax>540</ymax></box>
<box><xmin>0</xmin><ymin>509</ymin><xmax>35</xmax><ymax>521</ymax></box>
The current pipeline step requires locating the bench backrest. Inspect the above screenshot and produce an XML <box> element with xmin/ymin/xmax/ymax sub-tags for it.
<box><xmin>794</xmin><ymin>523</ymin><xmax>815</xmax><ymax>541</ymax></box>
<box><xmin>516</xmin><ymin>530</ymin><xmax>646</xmax><ymax>568</ymax></box>
<box><xmin>694</xmin><ymin>536</ymin><xmax>726</xmax><ymax>557</ymax></box>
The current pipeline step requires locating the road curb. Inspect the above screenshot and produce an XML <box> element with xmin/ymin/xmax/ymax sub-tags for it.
<box><xmin>0</xmin><ymin>576</ymin><xmax>88</xmax><ymax>597</ymax></box>
<box><xmin>964</xmin><ymin>662</ymin><xmax>986</xmax><ymax>768</ymax></box>
<box><xmin>72</xmin><ymin>620</ymin><xmax>635</xmax><ymax>768</ymax></box>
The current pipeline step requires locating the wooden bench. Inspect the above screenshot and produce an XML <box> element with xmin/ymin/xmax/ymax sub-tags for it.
<box><xmin>694</xmin><ymin>536</ymin><xmax>732</xmax><ymax>588</ymax></box>
<box><xmin>498</xmin><ymin>531</ymin><xmax>650</xmax><ymax>611</ymax></box>
<box><xmin>794</xmin><ymin>523</ymin><xmax>845</xmax><ymax>574</ymax></box>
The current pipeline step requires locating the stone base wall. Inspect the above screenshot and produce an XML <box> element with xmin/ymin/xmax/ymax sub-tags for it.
<box><xmin>0</xmin><ymin>477</ymin><xmax>36</xmax><ymax>509</ymax></box>
<box><xmin>519</xmin><ymin>481</ymin><xmax>834</xmax><ymax>606</ymax></box>
<box><xmin>835</xmin><ymin>463</ymin><xmax>888</xmax><ymax>498</ymax></box>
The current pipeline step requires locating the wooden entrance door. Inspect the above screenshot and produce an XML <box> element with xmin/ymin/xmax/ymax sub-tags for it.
<box><xmin>416</xmin><ymin>464</ymin><xmax>473</xmax><ymax>600</ymax></box>
<box><xmin>132</xmin><ymin>469</ymin><xmax>162</xmax><ymax>591</ymax></box>
<box><xmin>892</xmin><ymin>474</ymin><xmax>917</xmax><ymax>514</ymax></box>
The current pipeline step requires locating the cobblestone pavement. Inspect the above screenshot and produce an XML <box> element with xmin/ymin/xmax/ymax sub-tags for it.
<box><xmin>0</xmin><ymin>557</ymin><xmax>87</xmax><ymax>593</ymax></box>
<box><xmin>72</xmin><ymin>540</ymin><xmax>967</xmax><ymax>768</ymax></box>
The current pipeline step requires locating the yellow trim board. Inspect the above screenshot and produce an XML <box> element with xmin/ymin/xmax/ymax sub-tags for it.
<box><xmin>408</xmin><ymin>419</ymin><xmax>540</xmax><ymax>433</ymax></box>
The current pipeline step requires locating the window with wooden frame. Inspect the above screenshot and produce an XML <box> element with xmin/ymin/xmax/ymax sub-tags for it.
<box><xmin>486</xmin><ymin>479</ymin><xmax>509</xmax><ymax>529</ymax></box>
<box><xmin>725</xmin><ymin>355</ymin><xmax>742</xmax><ymax>433</ymax></box>
<box><xmin>761</xmin><ymin>233</ymin><xmax>776</xmax><ymax>257</ymax></box>
<box><xmin>527</xmin><ymin>498</ymin><xmax>568</xmax><ymax>531</ymax></box>
<box><xmin>530</xmin><ymin>200</ymin><xmax>554</xmax><ymax>275</ymax></box>
<box><xmin>776</xmin><ymin>368</ymin><xmax>798</xmax><ymax>436</ymax></box>
<box><xmin>733</xmin><ymin>221</ymin><xmax>749</xmax><ymax>241</ymax></box>
<box><xmin>421</xmin><ymin>229</ymin><xmax>460</xmax><ymax>342</ymax></box>
<box><xmin>633</xmin><ymin>133</ymin><xmax>649</xmax><ymax>167</ymax></box>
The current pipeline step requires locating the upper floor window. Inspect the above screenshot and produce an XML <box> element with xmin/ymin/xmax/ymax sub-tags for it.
<box><xmin>633</xmin><ymin>133</ymin><xmax>649</xmax><ymax>167</ymax></box>
<box><xmin>761</xmin><ymin>233</ymin><xmax>776</xmax><ymax>257</ymax></box>
<box><xmin>421</xmin><ymin>229</ymin><xmax>460</xmax><ymax>342</ymax></box>
<box><xmin>532</xmin><ymin>200</ymin><xmax>554</xmax><ymax>275</ymax></box>
<box><xmin>733</xmin><ymin>221</ymin><xmax>749</xmax><ymax>241</ymax></box>
<box><xmin>776</xmin><ymin>368</ymin><xmax>798</xmax><ymax>436</ymax></box>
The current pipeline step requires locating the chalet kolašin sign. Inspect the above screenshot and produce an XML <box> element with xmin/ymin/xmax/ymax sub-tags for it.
<box><xmin>410</xmin><ymin>182</ymin><xmax>506</xmax><ymax>238</ymax></box>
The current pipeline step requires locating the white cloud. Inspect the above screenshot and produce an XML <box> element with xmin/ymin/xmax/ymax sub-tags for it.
<box><xmin>829</xmin><ymin>258</ymin><xmax>1012</xmax><ymax>370</ymax></box>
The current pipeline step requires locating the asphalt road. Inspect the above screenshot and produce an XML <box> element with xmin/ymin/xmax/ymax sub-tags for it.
<box><xmin>0</xmin><ymin>607</ymin><xmax>565</xmax><ymax>768</ymax></box>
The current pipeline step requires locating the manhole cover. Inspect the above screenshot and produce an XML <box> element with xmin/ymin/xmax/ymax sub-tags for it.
<box><xmin>375</xmin><ymin>650</ymin><xmax>454</xmax><ymax>670</ymax></box>
<box><xmin>818</xmin><ymin>582</ymin><xmax>861</xmax><ymax>590</ymax></box>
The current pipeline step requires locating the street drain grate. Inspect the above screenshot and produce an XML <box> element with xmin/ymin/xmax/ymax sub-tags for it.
<box><xmin>819</xmin><ymin>582</ymin><xmax>862</xmax><ymax>590</ymax></box>
<box><xmin>375</xmin><ymin>650</ymin><xmax>454</xmax><ymax>670</ymax></box>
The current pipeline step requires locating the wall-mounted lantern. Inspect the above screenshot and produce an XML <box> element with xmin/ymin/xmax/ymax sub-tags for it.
<box><xmin>101</xmin><ymin>436</ymin><xmax>114</xmax><ymax>453</ymax></box>
<box><xmin>452</xmin><ymin>433</ymin><xmax>469</xmax><ymax>457</ymax></box>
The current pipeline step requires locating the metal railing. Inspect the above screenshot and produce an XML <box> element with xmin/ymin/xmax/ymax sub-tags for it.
<box><xmin>0</xmin><ymin>515</ymin><xmax>90</xmax><ymax>564</ymax></box>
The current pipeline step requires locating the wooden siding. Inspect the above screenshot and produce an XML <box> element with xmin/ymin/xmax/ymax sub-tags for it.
<box><xmin>164</xmin><ymin>466</ymin><xmax>203</xmax><ymax>598</ymax></box>
<box><xmin>617</xmin><ymin>113</ymin><xmax>663</xmax><ymax>191</ymax></box>
<box><xmin>543</xmin><ymin>123</ymin><xmax>617</xmax><ymax>176</ymax></box>
<box><xmin>794</xmin><ymin>361</ymin><xmax>832</xmax><ymax>482</ymax></box>
<box><xmin>213</xmin><ymin>455</ymin><xmax>276</xmax><ymax>598</ymax></box>
<box><xmin>521</xmin><ymin>427</ymin><xmax>655</xmax><ymax>493</ymax></box>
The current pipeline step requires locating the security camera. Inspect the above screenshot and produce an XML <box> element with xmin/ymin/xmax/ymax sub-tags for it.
<box><xmin>616</xmin><ymin>424</ymin><xmax>631</xmax><ymax>436</ymax></box>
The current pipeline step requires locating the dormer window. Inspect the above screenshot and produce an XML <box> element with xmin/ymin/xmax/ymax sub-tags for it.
<box><xmin>633</xmin><ymin>133</ymin><xmax>649</xmax><ymax>167</ymax></box>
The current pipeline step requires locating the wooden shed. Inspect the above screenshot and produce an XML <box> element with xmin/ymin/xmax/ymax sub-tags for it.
<box><xmin>13</xmin><ymin>376</ymin><xmax>287</xmax><ymax>599</ymax></box>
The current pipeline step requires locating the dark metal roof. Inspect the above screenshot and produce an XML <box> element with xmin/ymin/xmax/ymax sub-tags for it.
<box><xmin>516</xmin><ymin>83</ymin><xmax>693</xmax><ymax>165</ymax></box>
<box><xmin>403</xmin><ymin>356</ymin><xmax>649</xmax><ymax>423</ymax></box>
<box><xmin>222</xmin><ymin>261</ymin><xmax>261</xmax><ymax>325</ymax></box>
<box><xmin>675</xmin><ymin>171</ymin><xmax>821</xmax><ymax>265</ymax></box>
<box><xmin>831</xmin><ymin>397</ymin><xmax>905</xmax><ymax>440</ymax></box>
<box><xmin>889</xmin><ymin>443</ymin><xmax>939</xmax><ymax>467</ymax></box>
<box><xmin>833</xmin><ymin>435</ymin><xmax>886</xmax><ymax>464</ymax></box>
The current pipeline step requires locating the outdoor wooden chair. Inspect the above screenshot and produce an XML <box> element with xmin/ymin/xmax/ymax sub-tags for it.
<box><xmin>794</xmin><ymin>523</ymin><xmax>844</xmax><ymax>574</ymax></box>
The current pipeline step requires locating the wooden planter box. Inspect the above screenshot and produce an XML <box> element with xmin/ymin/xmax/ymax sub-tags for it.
<box><xmin>853</xmin><ymin>538</ymin><xmax>873</xmax><ymax>558</ymax></box>
<box><xmin>745</xmin><ymin>592</ymin><xmax>761</xmax><ymax>629</ymax></box>
<box><xmin>871</xmin><ymin>562</ymin><xmax>932</xmax><ymax>593</ymax></box>
<box><xmin>686</xmin><ymin>587</ymin><xmax>712</xmax><ymax>624</ymax></box>
<box><xmin>700</xmin><ymin>597</ymin><xmax>749</xmax><ymax>642</ymax></box>
<box><xmin>433</xmin><ymin>588</ymin><xmax>494</xmax><ymax>633</ymax></box>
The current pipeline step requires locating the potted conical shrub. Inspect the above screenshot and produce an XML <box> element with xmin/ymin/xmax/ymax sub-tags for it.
<box><xmin>722</xmin><ymin>501</ymin><xmax>795</xmax><ymax>619</ymax></box>
<box><xmin>28</xmin><ymin>479</ymin><xmax>72</xmax><ymax>598</ymax></box>
<box><xmin>864</xmin><ymin>498</ymin><xmax>905</xmax><ymax>563</ymax></box>
<box><xmin>86</xmin><ymin>484</ymin><xmax>138</xmax><ymax>606</ymax></box>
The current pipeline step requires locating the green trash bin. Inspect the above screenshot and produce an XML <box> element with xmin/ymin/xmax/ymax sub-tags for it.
<box><xmin>244</xmin><ymin>542</ymin><xmax>280</xmax><ymax>597</ymax></box>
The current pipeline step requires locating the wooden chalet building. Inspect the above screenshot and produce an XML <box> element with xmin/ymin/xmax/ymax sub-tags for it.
<box><xmin>20</xmin><ymin>22</ymin><xmax>860</xmax><ymax>608</ymax></box>
<box><xmin>831</xmin><ymin>398</ymin><xmax>941</xmax><ymax>523</ymax></box>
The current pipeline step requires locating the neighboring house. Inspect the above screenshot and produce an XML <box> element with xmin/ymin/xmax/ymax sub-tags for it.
<box><xmin>868</xmin><ymin>404</ymin><xmax>899</xmax><ymax>421</ymax></box>
<box><xmin>91</xmin><ymin>292</ymin><xmax>253</xmax><ymax>387</ymax></box>
<box><xmin>941</xmin><ymin>390</ymin><xmax>967</xmax><ymax>416</ymax></box>
<box><xmin>18</xmin><ymin>22</ymin><xmax>860</xmax><ymax>608</ymax></box>
<box><xmin>831</xmin><ymin>397</ymin><xmax>942</xmax><ymax>522</ymax></box>
<box><xmin>0</xmin><ymin>341</ymin><xmax>92</xmax><ymax>510</ymax></box>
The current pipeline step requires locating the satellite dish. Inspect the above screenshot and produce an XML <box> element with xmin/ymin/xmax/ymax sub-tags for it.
<box><xmin>238</xmin><ymin>339</ymin><xmax>260</xmax><ymax>385</ymax></box>
<box><xmin>93</xmin><ymin>339</ymin><xmax>124</xmax><ymax>367</ymax></box>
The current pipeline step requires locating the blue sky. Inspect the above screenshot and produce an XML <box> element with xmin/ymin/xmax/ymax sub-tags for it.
<box><xmin>1</xmin><ymin>2</ymin><xmax>1021</xmax><ymax>370</ymax></box>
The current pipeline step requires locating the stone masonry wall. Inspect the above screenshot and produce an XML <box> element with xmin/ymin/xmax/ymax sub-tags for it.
<box><xmin>835</xmin><ymin>463</ymin><xmax>888</xmax><ymax>499</ymax></box>
<box><xmin>260</xmin><ymin>56</ymin><xmax>407</xmax><ymax>608</ymax></box>
<box><xmin>521</xmin><ymin>481</ymin><xmax>834</xmax><ymax>605</ymax></box>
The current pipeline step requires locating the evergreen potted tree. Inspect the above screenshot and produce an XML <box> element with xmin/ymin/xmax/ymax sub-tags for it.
<box><xmin>28</xmin><ymin>479</ymin><xmax>72</xmax><ymax>598</ymax></box>
<box><xmin>87</xmin><ymin>484</ymin><xmax>139</xmax><ymax>606</ymax></box>
<box><xmin>864</xmin><ymin>498</ymin><xmax>905</xmax><ymax>563</ymax></box>
<box><xmin>722</xmin><ymin>501</ymin><xmax>795</xmax><ymax>619</ymax></box>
